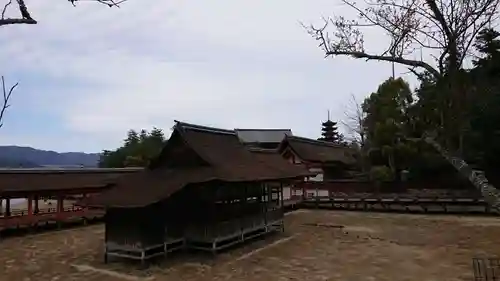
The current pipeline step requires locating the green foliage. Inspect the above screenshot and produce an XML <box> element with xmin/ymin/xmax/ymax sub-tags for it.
<box><xmin>98</xmin><ymin>127</ymin><xmax>167</xmax><ymax>168</ymax></box>
<box><xmin>361</xmin><ymin>77</ymin><xmax>416</xmax><ymax>175</ymax></box>
<box><xmin>464</xmin><ymin>28</ymin><xmax>500</xmax><ymax>172</ymax></box>
<box><xmin>369</xmin><ymin>165</ymin><xmax>394</xmax><ymax>182</ymax></box>
<box><xmin>357</xmin><ymin>27</ymin><xmax>500</xmax><ymax>182</ymax></box>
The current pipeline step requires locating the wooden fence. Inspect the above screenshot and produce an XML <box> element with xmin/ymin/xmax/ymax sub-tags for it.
<box><xmin>284</xmin><ymin>179</ymin><xmax>491</xmax><ymax>215</ymax></box>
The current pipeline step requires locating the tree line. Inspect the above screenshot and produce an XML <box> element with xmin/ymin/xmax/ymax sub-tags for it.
<box><xmin>98</xmin><ymin>128</ymin><xmax>166</xmax><ymax>168</ymax></box>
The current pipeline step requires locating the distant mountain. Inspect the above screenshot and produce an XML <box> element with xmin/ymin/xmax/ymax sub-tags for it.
<box><xmin>0</xmin><ymin>146</ymin><xmax>100</xmax><ymax>168</ymax></box>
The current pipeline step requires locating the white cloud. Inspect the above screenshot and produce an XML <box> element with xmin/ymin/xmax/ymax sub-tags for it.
<box><xmin>0</xmin><ymin>0</ymin><xmax>417</xmax><ymax>151</ymax></box>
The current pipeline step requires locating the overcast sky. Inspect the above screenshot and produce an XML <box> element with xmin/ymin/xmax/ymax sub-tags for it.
<box><xmin>0</xmin><ymin>0</ymin><xmax>418</xmax><ymax>153</ymax></box>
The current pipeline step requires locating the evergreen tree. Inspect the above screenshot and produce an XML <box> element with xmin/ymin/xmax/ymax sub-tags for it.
<box><xmin>99</xmin><ymin>128</ymin><xmax>167</xmax><ymax>168</ymax></box>
<box><xmin>361</xmin><ymin>77</ymin><xmax>415</xmax><ymax>177</ymax></box>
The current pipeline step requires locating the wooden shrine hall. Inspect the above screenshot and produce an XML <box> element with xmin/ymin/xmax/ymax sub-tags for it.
<box><xmin>278</xmin><ymin>135</ymin><xmax>357</xmax><ymax>181</ymax></box>
<box><xmin>83</xmin><ymin>121</ymin><xmax>312</xmax><ymax>264</ymax></box>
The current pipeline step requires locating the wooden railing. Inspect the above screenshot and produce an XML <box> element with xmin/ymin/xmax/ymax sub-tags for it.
<box><xmin>0</xmin><ymin>206</ymin><xmax>103</xmax><ymax>229</ymax></box>
<box><xmin>288</xmin><ymin>182</ymin><xmax>482</xmax><ymax>200</ymax></box>
<box><xmin>3</xmin><ymin>205</ymin><xmax>83</xmax><ymax>217</ymax></box>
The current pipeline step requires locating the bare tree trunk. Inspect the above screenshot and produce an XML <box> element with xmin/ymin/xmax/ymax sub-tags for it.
<box><xmin>425</xmin><ymin>134</ymin><xmax>500</xmax><ymax>213</ymax></box>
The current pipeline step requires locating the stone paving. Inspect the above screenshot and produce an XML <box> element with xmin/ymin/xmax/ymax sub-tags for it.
<box><xmin>1</xmin><ymin>210</ymin><xmax>500</xmax><ymax>281</ymax></box>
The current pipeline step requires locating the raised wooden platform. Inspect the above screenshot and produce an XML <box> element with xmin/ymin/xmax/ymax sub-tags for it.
<box><xmin>105</xmin><ymin>236</ymin><xmax>185</xmax><ymax>264</ymax></box>
<box><xmin>185</xmin><ymin>211</ymin><xmax>285</xmax><ymax>254</ymax></box>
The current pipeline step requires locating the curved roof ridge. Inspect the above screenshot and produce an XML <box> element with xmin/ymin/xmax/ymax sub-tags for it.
<box><xmin>174</xmin><ymin>120</ymin><xmax>235</xmax><ymax>135</ymax></box>
<box><xmin>286</xmin><ymin>135</ymin><xmax>344</xmax><ymax>147</ymax></box>
<box><xmin>235</xmin><ymin>128</ymin><xmax>292</xmax><ymax>132</ymax></box>
<box><xmin>246</xmin><ymin>147</ymin><xmax>279</xmax><ymax>153</ymax></box>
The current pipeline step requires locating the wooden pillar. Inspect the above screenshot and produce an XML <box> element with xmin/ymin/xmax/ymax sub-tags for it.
<box><xmin>56</xmin><ymin>196</ymin><xmax>64</xmax><ymax>229</ymax></box>
<box><xmin>27</xmin><ymin>195</ymin><xmax>33</xmax><ymax>217</ymax></box>
<box><xmin>263</xmin><ymin>183</ymin><xmax>268</xmax><ymax>226</ymax></box>
<box><xmin>301</xmin><ymin>182</ymin><xmax>306</xmax><ymax>201</ymax></box>
<box><xmin>280</xmin><ymin>182</ymin><xmax>285</xmax><ymax>232</ymax></box>
<box><xmin>257</xmin><ymin>182</ymin><xmax>263</xmax><ymax>216</ymax></box>
<box><xmin>5</xmin><ymin>199</ymin><xmax>10</xmax><ymax>217</ymax></box>
<box><xmin>280</xmin><ymin>182</ymin><xmax>284</xmax><ymax>208</ymax></box>
<box><xmin>241</xmin><ymin>183</ymin><xmax>247</xmax><ymax>239</ymax></box>
<box><xmin>210</xmin><ymin>184</ymin><xmax>217</xmax><ymax>255</ymax></box>
<box><xmin>34</xmin><ymin>195</ymin><xmax>39</xmax><ymax>214</ymax></box>
<box><xmin>57</xmin><ymin>196</ymin><xmax>64</xmax><ymax>213</ymax></box>
<box><xmin>315</xmin><ymin>183</ymin><xmax>319</xmax><ymax>201</ymax></box>
<box><xmin>0</xmin><ymin>198</ymin><xmax>3</xmax><ymax>216</ymax></box>
<box><xmin>82</xmin><ymin>193</ymin><xmax>88</xmax><ymax>209</ymax></box>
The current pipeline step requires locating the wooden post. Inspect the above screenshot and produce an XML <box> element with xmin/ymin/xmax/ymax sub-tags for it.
<box><xmin>56</xmin><ymin>196</ymin><xmax>64</xmax><ymax>228</ymax></box>
<box><xmin>82</xmin><ymin>194</ymin><xmax>88</xmax><ymax>225</ymax></box>
<box><xmin>57</xmin><ymin>196</ymin><xmax>64</xmax><ymax>213</ymax></box>
<box><xmin>82</xmin><ymin>193</ymin><xmax>87</xmax><ymax>208</ymax></box>
<box><xmin>300</xmin><ymin>181</ymin><xmax>306</xmax><ymax>202</ymax></box>
<box><xmin>263</xmin><ymin>183</ymin><xmax>268</xmax><ymax>227</ymax></box>
<box><xmin>5</xmin><ymin>199</ymin><xmax>10</xmax><ymax>217</ymax></box>
<box><xmin>280</xmin><ymin>182</ymin><xmax>284</xmax><ymax>208</ymax></box>
<box><xmin>104</xmin><ymin>219</ymin><xmax>109</xmax><ymax>263</ymax></box>
<box><xmin>280</xmin><ymin>182</ymin><xmax>285</xmax><ymax>232</ymax></box>
<box><xmin>27</xmin><ymin>196</ymin><xmax>33</xmax><ymax>221</ymax></box>
<box><xmin>34</xmin><ymin>195</ymin><xmax>39</xmax><ymax>214</ymax></box>
<box><xmin>242</xmin><ymin>183</ymin><xmax>247</xmax><ymax>240</ymax></box>
<box><xmin>315</xmin><ymin>183</ymin><xmax>319</xmax><ymax>209</ymax></box>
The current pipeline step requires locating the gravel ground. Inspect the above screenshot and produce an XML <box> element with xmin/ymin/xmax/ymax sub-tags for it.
<box><xmin>1</xmin><ymin>210</ymin><xmax>499</xmax><ymax>281</ymax></box>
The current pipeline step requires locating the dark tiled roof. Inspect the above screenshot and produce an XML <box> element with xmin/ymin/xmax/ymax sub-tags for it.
<box><xmin>235</xmin><ymin>128</ymin><xmax>293</xmax><ymax>144</ymax></box>
<box><xmin>278</xmin><ymin>135</ymin><xmax>356</xmax><ymax>165</ymax></box>
<box><xmin>82</xmin><ymin>167</ymin><xmax>217</xmax><ymax>208</ymax></box>
<box><xmin>179</xmin><ymin>123</ymin><xmax>308</xmax><ymax>181</ymax></box>
<box><xmin>246</xmin><ymin>147</ymin><xmax>313</xmax><ymax>177</ymax></box>
<box><xmin>85</xmin><ymin>121</ymin><xmax>310</xmax><ymax>208</ymax></box>
<box><xmin>0</xmin><ymin>168</ymin><xmax>143</xmax><ymax>194</ymax></box>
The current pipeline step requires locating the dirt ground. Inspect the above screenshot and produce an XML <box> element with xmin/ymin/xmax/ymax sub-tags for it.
<box><xmin>1</xmin><ymin>210</ymin><xmax>499</xmax><ymax>281</ymax></box>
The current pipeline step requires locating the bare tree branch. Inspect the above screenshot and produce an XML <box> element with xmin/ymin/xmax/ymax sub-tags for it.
<box><xmin>341</xmin><ymin>94</ymin><xmax>367</xmax><ymax>145</ymax></box>
<box><xmin>306</xmin><ymin>0</ymin><xmax>500</xmax><ymax>78</ymax></box>
<box><xmin>2</xmin><ymin>0</ymin><xmax>12</xmax><ymax>19</ymax></box>
<box><xmin>0</xmin><ymin>76</ymin><xmax>18</xmax><ymax>128</ymax></box>
<box><xmin>69</xmin><ymin>0</ymin><xmax>127</xmax><ymax>8</ymax></box>
<box><xmin>0</xmin><ymin>0</ymin><xmax>126</xmax><ymax>27</ymax></box>
<box><xmin>341</xmin><ymin>94</ymin><xmax>370</xmax><ymax>172</ymax></box>
<box><xmin>332</xmin><ymin>50</ymin><xmax>441</xmax><ymax>78</ymax></box>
